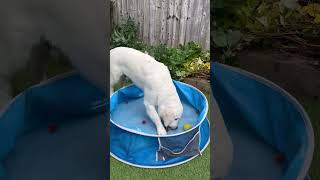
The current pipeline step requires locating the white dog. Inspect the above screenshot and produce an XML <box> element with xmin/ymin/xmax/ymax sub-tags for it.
<box><xmin>110</xmin><ymin>47</ymin><xmax>183</xmax><ymax>135</ymax></box>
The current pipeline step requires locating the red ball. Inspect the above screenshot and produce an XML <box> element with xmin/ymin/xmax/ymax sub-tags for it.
<box><xmin>48</xmin><ymin>124</ymin><xmax>58</xmax><ymax>133</ymax></box>
<box><xmin>274</xmin><ymin>153</ymin><xmax>285</xmax><ymax>163</ymax></box>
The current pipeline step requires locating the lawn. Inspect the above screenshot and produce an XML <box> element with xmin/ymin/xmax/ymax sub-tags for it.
<box><xmin>110</xmin><ymin>91</ymin><xmax>211</xmax><ymax>180</ymax></box>
<box><xmin>110</xmin><ymin>147</ymin><xmax>210</xmax><ymax>180</ymax></box>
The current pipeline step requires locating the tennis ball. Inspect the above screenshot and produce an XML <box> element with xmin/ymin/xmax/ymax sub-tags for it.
<box><xmin>183</xmin><ymin>123</ymin><xmax>192</xmax><ymax>131</ymax></box>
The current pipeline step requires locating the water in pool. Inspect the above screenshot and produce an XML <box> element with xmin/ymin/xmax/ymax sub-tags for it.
<box><xmin>111</xmin><ymin>97</ymin><xmax>199</xmax><ymax>135</ymax></box>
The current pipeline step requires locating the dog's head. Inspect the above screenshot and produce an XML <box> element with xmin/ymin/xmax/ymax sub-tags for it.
<box><xmin>158</xmin><ymin>97</ymin><xmax>183</xmax><ymax>131</ymax></box>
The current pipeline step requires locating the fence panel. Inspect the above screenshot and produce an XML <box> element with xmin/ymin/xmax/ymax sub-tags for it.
<box><xmin>111</xmin><ymin>0</ymin><xmax>210</xmax><ymax>50</ymax></box>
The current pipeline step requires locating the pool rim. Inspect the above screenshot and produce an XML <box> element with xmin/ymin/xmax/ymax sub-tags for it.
<box><xmin>110</xmin><ymin>81</ymin><xmax>209</xmax><ymax>138</ymax></box>
<box><xmin>0</xmin><ymin>71</ymin><xmax>78</xmax><ymax>116</ymax></box>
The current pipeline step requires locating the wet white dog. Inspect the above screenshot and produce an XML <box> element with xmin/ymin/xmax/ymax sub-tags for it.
<box><xmin>110</xmin><ymin>47</ymin><xmax>183</xmax><ymax>135</ymax></box>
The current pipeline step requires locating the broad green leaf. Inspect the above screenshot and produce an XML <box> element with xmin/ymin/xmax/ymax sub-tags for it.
<box><xmin>256</xmin><ymin>16</ymin><xmax>269</xmax><ymax>28</ymax></box>
<box><xmin>227</xmin><ymin>30</ymin><xmax>242</xmax><ymax>47</ymax></box>
<box><xmin>281</xmin><ymin>0</ymin><xmax>299</xmax><ymax>10</ymax></box>
<box><xmin>213</xmin><ymin>30</ymin><xmax>228</xmax><ymax>47</ymax></box>
<box><xmin>242</xmin><ymin>34</ymin><xmax>255</xmax><ymax>42</ymax></box>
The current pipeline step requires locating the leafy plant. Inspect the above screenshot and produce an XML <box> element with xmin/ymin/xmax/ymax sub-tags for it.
<box><xmin>212</xmin><ymin>0</ymin><xmax>320</xmax><ymax>65</ymax></box>
<box><xmin>212</xmin><ymin>29</ymin><xmax>244</xmax><ymax>65</ymax></box>
<box><xmin>111</xmin><ymin>18</ymin><xmax>146</xmax><ymax>50</ymax></box>
<box><xmin>302</xmin><ymin>3</ymin><xmax>320</xmax><ymax>24</ymax></box>
<box><xmin>146</xmin><ymin>42</ymin><xmax>209</xmax><ymax>80</ymax></box>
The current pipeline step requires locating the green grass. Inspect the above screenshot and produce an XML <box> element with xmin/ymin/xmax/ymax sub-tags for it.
<box><xmin>297</xmin><ymin>97</ymin><xmax>320</xmax><ymax>180</ymax></box>
<box><xmin>110</xmin><ymin>91</ymin><xmax>211</xmax><ymax>180</ymax></box>
<box><xmin>110</xmin><ymin>147</ymin><xmax>210</xmax><ymax>180</ymax></box>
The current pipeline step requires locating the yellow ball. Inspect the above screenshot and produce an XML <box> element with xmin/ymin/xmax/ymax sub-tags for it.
<box><xmin>183</xmin><ymin>123</ymin><xmax>192</xmax><ymax>131</ymax></box>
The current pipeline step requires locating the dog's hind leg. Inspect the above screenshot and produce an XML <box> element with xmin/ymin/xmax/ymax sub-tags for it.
<box><xmin>110</xmin><ymin>66</ymin><xmax>122</xmax><ymax>96</ymax></box>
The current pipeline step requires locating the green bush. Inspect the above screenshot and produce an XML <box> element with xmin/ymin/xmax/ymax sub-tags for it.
<box><xmin>111</xmin><ymin>18</ymin><xmax>146</xmax><ymax>51</ymax></box>
<box><xmin>146</xmin><ymin>42</ymin><xmax>209</xmax><ymax>80</ymax></box>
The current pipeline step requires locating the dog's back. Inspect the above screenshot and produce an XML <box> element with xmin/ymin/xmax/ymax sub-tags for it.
<box><xmin>110</xmin><ymin>47</ymin><xmax>172</xmax><ymax>90</ymax></box>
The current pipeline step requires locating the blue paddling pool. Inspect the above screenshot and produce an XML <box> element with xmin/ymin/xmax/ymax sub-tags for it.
<box><xmin>0</xmin><ymin>73</ymin><xmax>107</xmax><ymax>180</ymax></box>
<box><xmin>212</xmin><ymin>62</ymin><xmax>314</xmax><ymax>180</ymax></box>
<box><xmin>110</xmin><ymin>81</ymin><xmax>210</xmax><ymax>168</ymax></box>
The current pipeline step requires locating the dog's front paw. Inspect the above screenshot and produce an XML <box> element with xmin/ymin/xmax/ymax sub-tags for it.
<box><xmin>157</xmin><ymin>128</ymin><xmax>167</xmax><ymax>136</ymax></box>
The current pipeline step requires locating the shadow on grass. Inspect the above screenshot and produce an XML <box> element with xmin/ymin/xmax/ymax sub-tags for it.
<box><xmin>9</xmin><ymin>59</ymin><xmax>73</xmax><ymax>97</ymax></box>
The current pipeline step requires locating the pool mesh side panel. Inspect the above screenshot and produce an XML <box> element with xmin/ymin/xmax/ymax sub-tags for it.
<box><xmin>157</xmin><ymin>127</ymin><xmax>200</xmax><ymax>160</ymax></box>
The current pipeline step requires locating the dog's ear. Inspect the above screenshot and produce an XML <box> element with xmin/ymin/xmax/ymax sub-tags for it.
<box><xmin>158</xmin><ymin>104</ymin><xmax>169</xmax><ymax>118</ymax></box>
<box><xmin>144</xmin><ymin>51</ymin><xmax>149</xmax><ymax>55</ymax></box>
<box><xmin>158</xmin><ymin>104</ymin><xmax>165</xmax><ymax>117</ymax></box>
<box><xmin>159</xmin><ymin>104</ymin><xmax>176</xmax><ymax>120</ymax></box>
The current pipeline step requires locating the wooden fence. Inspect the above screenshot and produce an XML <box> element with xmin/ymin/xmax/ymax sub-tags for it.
<box><xmin>111</xmin><ymin>0</ymin><xmax>210</xmax><ymax>50</ymax></box>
